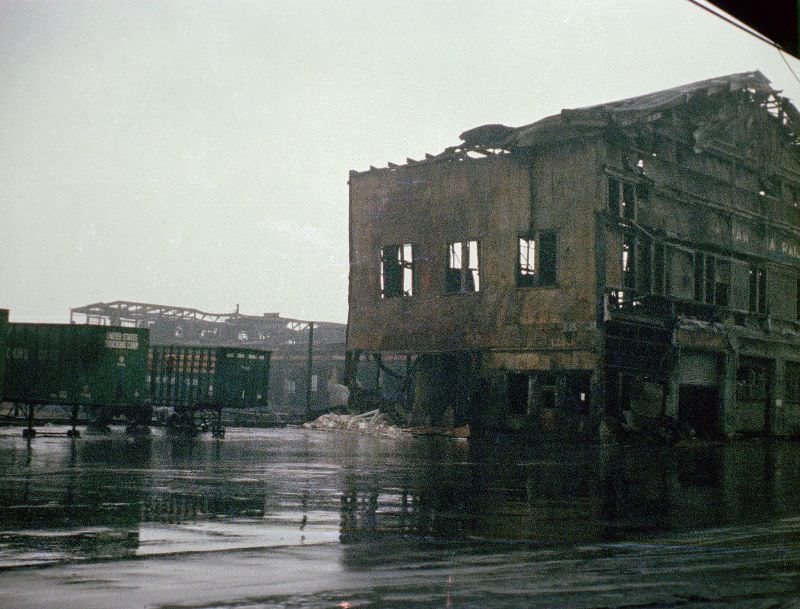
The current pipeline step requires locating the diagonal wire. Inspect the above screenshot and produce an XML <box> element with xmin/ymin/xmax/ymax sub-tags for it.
<box><xmin>686</xmin><ymin>0</ymin><xmax>800</xmax><ymax>89</ymax></box>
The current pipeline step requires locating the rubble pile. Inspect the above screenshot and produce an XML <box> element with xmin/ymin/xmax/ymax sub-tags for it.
<box><xmin>303</xmin><ymin>409</ymin><xmax>406</xmax><ymax>438</ymax></box>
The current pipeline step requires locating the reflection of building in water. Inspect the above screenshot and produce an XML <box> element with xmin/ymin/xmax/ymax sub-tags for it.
<box><xmin>140</xmin><ymin>491</ymin><xmax>266</xmax><ymax>524</ymax></box>
<box><xmin>338</xmin><ymin>441</ymin><xmax>800</xmax><ymax>549</ymax></box>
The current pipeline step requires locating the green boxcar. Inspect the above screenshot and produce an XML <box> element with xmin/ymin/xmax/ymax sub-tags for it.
<box><xmin>3</xmin><ymin>324</ymin><xmax>150</xmax><ymax>423</ymax></box>
<box><xmin>148</xmin><ymin>344</ymin><xmax>270</xmax><ymax>412</ymax></box>
<box><xmin>0</xmin><ymin>309</ymin><xmax>8</xmax><ymax>399</ymax></box>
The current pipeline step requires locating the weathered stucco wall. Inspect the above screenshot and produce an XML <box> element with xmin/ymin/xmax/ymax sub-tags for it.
<box><xmin>348</xmin><ymin>140</ymin><xmax>604</xmax><ymax>355</ymax></box>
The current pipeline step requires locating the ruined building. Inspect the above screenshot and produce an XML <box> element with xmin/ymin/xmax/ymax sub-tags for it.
<box><xmin>347</xmin><ymin>71</ymin><xmax>800</xmax><ymax>438</ymax></box>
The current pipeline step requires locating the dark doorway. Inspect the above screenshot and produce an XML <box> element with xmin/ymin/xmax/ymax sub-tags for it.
<box><xmin>678</xmin><ymin>385</ymin><xmax>720</xmax><ymax>438</ymax></box>
<box><xmin>508</xmin><ymin>373</ymin><xmax>529</xmax><ymax>416</ymax></box>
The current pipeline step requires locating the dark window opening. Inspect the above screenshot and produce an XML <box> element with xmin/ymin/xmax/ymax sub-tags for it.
<box><xmin>508</xmin><ymin>373</ymin><xmax>529</xmax><ymax>416</ymax></box>
<box><xmin>653</xmin><ymin>242</ymin><xmax>665</xmax><ymax>296</ymax></box>
<box><xmin>796</xmin><ymin>278</ymin><xmax>800</xmax><ymax>320</ymax></box>
<box><xmin>704</xmin><ymin>256</ymin><xmax>715</xmax><ymax>305</ymax></box>
<box><xmin>737</xmin><ymin>363</ymin><xmax>768</xmax><ymax>401</ymax></box>
<box><xmin>622</xmin><ymin>233</ymin><xmax>636</xmax><ymax>293</ymax></box>
<box><xmin>715</xmin><ymin>259</ymin><xmax>731</xmax><ymax>307</ymax></box>
<box><xmin>539</xmin><ymin>231</ymin><xmax>557</xmax><ymax>285</ymax></box>
<box><xmin>608</xmin><ymin>176</ymin><xmax>643</xmax><ymax>221</ymax></box>
<box><xmin>749</xmin><ymin>266</ymin><xmax>766</xmax><ymax>314</ymax></box>
<box><xmin>540</xmin><ymin>387</ymin><xmax>556</xmax><ymax>410</ymax></box>
<box><xmin>694</xmin><ymin>253</ymin><xmax>705</xmax><ymax>302</ymax></box>
<box><xmin>517</xmin><ymin>231</ymin><xmax>557</xmax><ymax>287</ymax></box>
<box><xmin>381</xmin><ymin>244</ymin><xmax>414</xmax><ymax>298</ymax></box>
<box><xmin>693</xmin><ymin>253</ymin><xmax>731</xmax><ymax>306</ymax></box>
<box><xmin>786</xmin><ymin>361</ymin><xmax>800</xmax><ymax>403</ymax></box>
<box><xmin>446</xmin><ymin>240</ymin><xmax>479</xmax><ymax>293</ymax></box>
<box><xmin>622</xmin><ymin>183</ymin><xmax>636</xmax><ymax>220</ymax></box>
<box><xmin>608</xmin><ymin>177</ymin><xmax>620</xmax><ymax>217</ymax></box>
<box><xmin>635</xmin><ymin>182</ymin><xmax>650</xmax><ymax>204</ymax></box>
<box><xmin>636</xmin><ymin>236</ymin><xmax>652</xmax><ymax>294</ymax></box>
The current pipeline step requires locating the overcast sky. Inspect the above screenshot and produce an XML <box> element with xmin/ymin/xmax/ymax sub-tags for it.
<box><xmin>1</xmin><ymin>0</ymin><xmax>799</xmax><ymax>324</ymax></box>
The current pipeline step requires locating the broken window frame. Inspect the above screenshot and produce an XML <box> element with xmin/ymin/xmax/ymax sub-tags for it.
<box><xmin>796</xmin><ymin>277</ymin><xmax>800</xmax><ymax>321</ymax></box>
<box><xmin>607</xmin><ymin>176</ymin><xmax>642</xmax><ymax>222</ymax></box>
<box><xmin>692</xmin><ymin>252</ymin><xmax>732</xmax><ymax>307</ymax></box>
<box><xmin>445</xmin><ymin>239</ymin><xmax>480</xmax><ymax>294</ymax></box>
<box><xmin>736</xmin><ymin>364</ymin><xmax>768</xmax><ymax>401</ymax></box>
<box><xmin>517</xmin><ymin>231</ymin><xmax>558</xmax><ymax>288</ymax></box>
<box><xmin>621</xmin><ymin>232</ymin><xmax>637</xmax><ymax>294</ymax></box>
<box><xmin>380</xmin><ymin>243</ymin><xmax>415</xmax><ymax>298</ymax></box>
<box><xmin>786</xmin><ymin>361</ymin><xmax>800</xmax><ymax>403</ymax></box>
<box><xmin>748</xmin><ymin>265</ymin><xmax>767</xmax><ymax>314</ymax></box>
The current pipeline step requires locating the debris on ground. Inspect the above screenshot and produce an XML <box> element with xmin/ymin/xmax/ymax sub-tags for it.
<box><xmin>303</xmin><ymin>409</ymin><xmax>406</xmax><ymax>438</ymax></box>
<box><xmin>405</xmin><ymin>424</ymin><xmax>470</xmax><ymax>439</ymax></box>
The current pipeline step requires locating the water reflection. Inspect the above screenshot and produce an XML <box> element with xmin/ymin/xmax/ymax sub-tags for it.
<box><xmin>0</xmin><ymin>428</ymin><xmax>799</xmax><ymax>570</ymax></box>
<box><xmin>337</xmin><ymin>438</ymin><xmax>797</xmax><ymax>546</ymax></box>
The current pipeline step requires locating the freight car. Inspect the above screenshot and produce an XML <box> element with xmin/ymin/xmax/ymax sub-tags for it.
<box><xmin>0</xmin><ymin>310</ymin><xmax>7</xmax><ymax>401</ymax></box>
<box><xmin>147</xmin><ymin>344</ymin><xmax>270</xmax><ymax>436</ymax></box>
<box><xmin>2</xmin><ymin>323</ymin><xmax>150</xmax><ymax>438</ymax></box>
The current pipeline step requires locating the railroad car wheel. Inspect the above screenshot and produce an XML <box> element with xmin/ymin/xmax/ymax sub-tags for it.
<box><xmin>22</xmin><ymin>428</ymin><xmax>37</xmax><ymax>439</ymax></box>
<box><xmin>66</xmin><ymin>429</ymin><xmax>81</xmax><ymax>438</ymax></box>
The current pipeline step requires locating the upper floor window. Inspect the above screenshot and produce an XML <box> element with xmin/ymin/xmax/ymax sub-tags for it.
<box><xmin>518</xmin><ymin>231</ymin><xmax>557</xmax><ymax>287</ymax></box>
<box><xmin>608</xmin><ymin>177</ymin><xmax>647</xmax><ymax>221</ymax></box>
<box><xmin>796</xmin><ymin>278</ymin><xmax>800</xmax><ymax>321</ymax></box>
<box><xmin>693</xmin><ymin>253</ymin><xmax>731</xmax><ymax>306</ymax></box>
<box><xmin>749</xmin><ymin>266</ymin><xmax>766</xmax><ymax>314</ymax></box>
<box><xmin>381</xmin><ymin>244</ymin><xmax>414</xmax><ymax>298</ymax></box>
<box><xmin>446</xmin><ymin>240</ymin><xmax>479</xmax><ymax>293</ymax></box>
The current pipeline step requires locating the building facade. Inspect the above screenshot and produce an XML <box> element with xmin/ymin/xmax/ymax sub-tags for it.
<box><xmin>347</xmin><ymin>71</ymin><xmax>800</xmax><ymax>438</ymax></box>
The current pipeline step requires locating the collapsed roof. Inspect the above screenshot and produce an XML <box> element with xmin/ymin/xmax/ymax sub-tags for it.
<box><xmin>360</xmin><ymin>72</ymin><xmax>800</xmax><ymax>172</ymax></box>
<box><xmin>492</xmin><ymin>70</ymin><xmax>800</xmax><ymax>150</ymax></box>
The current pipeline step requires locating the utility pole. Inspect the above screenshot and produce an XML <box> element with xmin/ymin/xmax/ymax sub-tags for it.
<box><xmin>305</xmin><ymin>321</ymin><xmax>315</xmax><ymax>419</ymax></box>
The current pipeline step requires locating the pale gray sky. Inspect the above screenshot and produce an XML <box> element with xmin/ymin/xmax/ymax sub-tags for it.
<box><xmin>2</xmin><ymin>0</ymin><xmax>799</xmax><ymax>323</ymax></box>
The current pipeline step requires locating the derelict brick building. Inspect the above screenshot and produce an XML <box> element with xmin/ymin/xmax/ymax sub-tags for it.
<box><xmin>347</xmin><ymin>71</ymin><xmax>800</xmax><ymax>438</ymax></box>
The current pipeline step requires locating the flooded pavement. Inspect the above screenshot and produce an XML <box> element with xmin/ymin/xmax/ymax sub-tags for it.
<box><xmin>1</xmin><ymin>427</ymin><xmax>800</xmax><ymax>608</ymax></box>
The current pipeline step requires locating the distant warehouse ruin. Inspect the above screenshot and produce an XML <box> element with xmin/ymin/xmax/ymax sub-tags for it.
<box><xmin>347</xmin><ymin>71</ymin><xmax>800</xmax><ymax>439</ymax></box>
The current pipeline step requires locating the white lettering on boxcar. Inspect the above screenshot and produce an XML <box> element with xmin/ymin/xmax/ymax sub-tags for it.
<box><xmin>105</xmin><ymin>331</ymin><xmax>139</xmax><ymax>350</ymax></box>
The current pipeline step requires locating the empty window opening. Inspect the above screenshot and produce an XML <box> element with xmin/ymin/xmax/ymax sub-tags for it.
<box><xmin>678</xmin><ymin>386</ymin><xmax>721</xmax><ymax>439</ymax></box>
<box><xmin>622</xmin><ymin>183</ymin><xmax>636</xmax><ymax>220</ymax></box>
<box><xmin>749</xmin><ymin>266</ymin><xmax>767</xmax><ymax>314</ymax></box>
<box><xmin>622</xmin><ymin>234</ymin><xmax>636</xmax><ymax>293</ymax></box>
<box><xmin>381</xmin><ymin>244</ymin><xmax>414</xmax><ymax>298</ymax></box>
<box><xmin>446</xmin><ymin>240</ymin><xmax>479</xmax><ymax>293</ymax></box>
<box><xmin>653</xmin><ymin>242</ymin><xmax>666</xmax><ymax>296</ymax></box>
<box><xmin>636</xmin><ymin>236</ymin><xmax>652</xmax><ymax>294</ymax></box>
<box><xmin>786</xmin><ymin>361</ymin><xmax>800</xmax><ymax>403</ymax></box>
<box><xmin>517</xmin><ymin>231</ymin><xmax>557</xmax><ymax>287</ymax></box>
<box><xmin>608</xmin><ymin>177</ymin><xmax>642</xmax><ymax>221</ymax></box>
<box><xmin>508</xmin><ymin>373</ymin><xmax>529</xmax><ymax>416</ymax></box>
<box><xmin>693</xmin><ymin>253</ymin><xmax>731</xmax><ymax>306</ymax></box>
<box><xmin>715</xmin><ymin>259</ymin><xmax>731</xmax><ymax>307</ymax></box>
<box><xmin>608</xmin><ymin>177</ymin><xmax>620</xmax><ymax>217</ymax></box>
<box><xmin>518</xmin><ymin>238</ymin><xmax>535</xmax><ymax>287</ymax></box>
<box><xmin>539</xmin><ymin>231</ymin><xmax>557</xmax><ymax>285</ymax></box>
<box><xmin>737</xmin><ymin>363</ymin><xmax>768</xmax><ymax>402</ymax></box>
<box><xmin>694</xmin><ymin>253</ymin><xmax>705</xmax><ymax>302</ymax></box>
<box><xmin>797</xmin><ymin>278</ymin><xmax>800</xmax><ymax>320</ymax></box>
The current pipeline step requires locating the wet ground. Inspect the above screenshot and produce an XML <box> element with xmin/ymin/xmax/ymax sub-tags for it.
<box><xmin>0</xmin><ymin>426</ymin><xmax>799</xmax><ymax>608</ymax></box>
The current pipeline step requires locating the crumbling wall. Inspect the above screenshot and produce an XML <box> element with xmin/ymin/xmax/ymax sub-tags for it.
<box><xmin>348</xmin><ymin>142</ymin><xmax>604</xmax><ymax>354</ymax></box>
